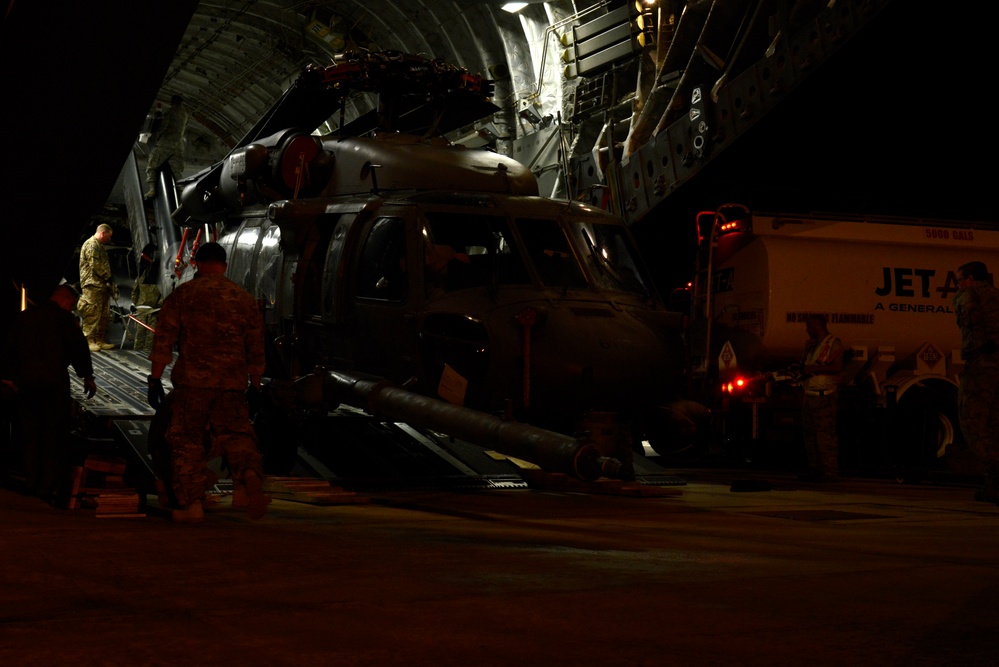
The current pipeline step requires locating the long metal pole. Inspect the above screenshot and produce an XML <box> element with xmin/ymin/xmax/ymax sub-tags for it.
<box><xmin>325</xmin><ymin>371</ymin><xmax>610</xmax><ymax>481</ymax></box>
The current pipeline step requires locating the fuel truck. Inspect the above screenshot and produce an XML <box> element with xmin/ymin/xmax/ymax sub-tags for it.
<box><xmin>687</xmin><ymin>203</ymin><xmax>999</xmax><ymax>473</ymax></box>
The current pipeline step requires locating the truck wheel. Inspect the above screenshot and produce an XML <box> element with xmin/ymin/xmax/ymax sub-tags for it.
<box><xmin>889</xmin><ymin>382</ymin><xmax>960</xmax><ymax>477</ymax></box>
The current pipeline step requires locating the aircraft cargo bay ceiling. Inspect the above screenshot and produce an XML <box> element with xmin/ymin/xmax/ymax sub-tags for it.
<box><xmin>158</xmin><ymin>0</ymin><xmax>534</xmax><ymax>157</ymax></box>
<box><xmin>162</xmin><ymin>0</ymin><xmax>843</xmax><ymax>180</ymax></box>
<box><xmin>146</xmin><ymin>0</ymin><xmax>557</xmax><ymax>171</ymax></box>
<box><xmin>0</xmin><ymin>0</ymin><xmax>993</xmax><ymax>318</ymax></box>
<box><xmin>140</xmin><ymin>0</ymin><xmax>994</xmax><ymax>225</ymax></box>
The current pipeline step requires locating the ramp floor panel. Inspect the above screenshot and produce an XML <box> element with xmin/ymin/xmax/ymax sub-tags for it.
<box><xmin>72</xmin><ymin>350</ymin><xmax>173</xmax><ymax>419</ymax></box>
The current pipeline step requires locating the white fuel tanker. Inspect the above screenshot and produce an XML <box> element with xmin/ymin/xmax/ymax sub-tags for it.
<box><xmin>689</xmin><ymin>204</ymin><xmax>999</xmax><ymax>472</ymax></box>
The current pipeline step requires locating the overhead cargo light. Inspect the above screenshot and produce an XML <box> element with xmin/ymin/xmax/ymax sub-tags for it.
<box><xmin>502</xmin><ymin>2</ymin><xmax>528</xmax><ymax>12</ymax></box>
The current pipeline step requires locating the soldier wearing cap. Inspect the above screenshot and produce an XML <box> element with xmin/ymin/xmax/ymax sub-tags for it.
<box><xmin>147</xmin><ymin>242</ymin><xmax>269</xmax><ymax>522</ymax></box>
<box><xmin>1</xmin><ymin>285</ymin><xmax>97</xmax><ymax>504</ymax></box>
<box><xmin>129</xmin><ymin>243</ymin><xmax>161</xmax><ymax>352</ymax></box>
<box><xmin>953</xmin><ymin>260</ymin><xmax>999</xmax><ymax>503</ymax></box>
<box><xmin>78</xmin><ymin>223</ymin><xmax>116</xmax><ymax>352</ymax></box>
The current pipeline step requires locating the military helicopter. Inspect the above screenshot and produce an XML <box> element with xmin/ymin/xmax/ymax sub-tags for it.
<box><xmin>161</xmin><ymin>51</ymin><xmax>703</xmax><ymax>475</ymax></box>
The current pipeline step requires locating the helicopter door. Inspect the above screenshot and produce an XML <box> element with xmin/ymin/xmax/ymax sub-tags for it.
<box><xmin>350</xmin><ymin>216</ymin><xmax>416</xmax><ymax>379</ymax></box>
<box><xmin>293</xmin><ymin>214</ymin><xmax>342</xmax><ymax>372</ymax></box>
<box><xmin>321</xmin><ymin>215</ymin><xmax>355</xmax><ymax>323</ymax></box>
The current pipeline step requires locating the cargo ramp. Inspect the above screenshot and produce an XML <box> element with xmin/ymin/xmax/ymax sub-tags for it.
<box><xmin>74</xmin><ymin>351</ymin><xmax>683</xmax><ymax>494</ymax></box>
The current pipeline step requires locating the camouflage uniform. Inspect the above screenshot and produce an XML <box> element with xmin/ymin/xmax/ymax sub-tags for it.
<box><xmin>145</xmin><ymin>102</ymin><xmax>189</xmax><ymax>192</ymax></box>
<box><xmin>130</xmin><ymin>267</ymin><xmax>161</xmax><ymax>352</ymax></box>
<box><xmin>801</xmin><ymin>333</ymin><xmax>843</xmax><ymax>479</ymax></box>
<box><xmin>149</xmin><ymin>272</ymin><xmax>265</xmax><ymax>508</ymax></box>
<box><xmin>78</xmin><ymin>233</ymin><xmax>112</xmax><ymax>344</ymax></box>
<box><xmin>953</xmin><ymin>282</ymin><xmax>999</xmax><ymax>486</ymax></box>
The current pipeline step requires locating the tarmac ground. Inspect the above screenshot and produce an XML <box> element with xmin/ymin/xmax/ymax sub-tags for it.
<box><xmin>2</xmin><ymin>467</ymin><xmax>998</xmax><ymax>667</ymax></box>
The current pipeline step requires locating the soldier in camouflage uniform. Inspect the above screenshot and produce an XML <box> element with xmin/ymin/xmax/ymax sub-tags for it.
<box><xmin>144</xmin><ymin>95</ymin><xmax>189</xmax><ymax>199</ymax></box>
<box><xmin>953</xmin><ymin>260</ymin><xmax>999</xmax><ymax>503</ymax></box>
<box><xmin>147</xmin><ymin>242</ymin><xmax>269</xmax><ymax>523</ymax></box>
<box><xmin>129</xmin><ymin>244</ymin><xmax>161</xmax><ymax>352</ymax></box>
<box><xmin>78</xmin><ymin>223</ymin><xmax>115</xmax><ymax>351</ymax></box>
<box><xmin>799</xmin><ymin>314</ymin><xmax>844</xmax><ymax>483</ymax></box>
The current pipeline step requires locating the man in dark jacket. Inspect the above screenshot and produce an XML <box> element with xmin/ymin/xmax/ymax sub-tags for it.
<box><xmin>2</xmin><ymin>285</ymin><xmax>97</xmax><ymax>503</ymax></box>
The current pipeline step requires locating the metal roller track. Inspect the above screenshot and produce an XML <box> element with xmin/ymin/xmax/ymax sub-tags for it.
<box><xmin>71</xmin><ymin>350</ymin><xmax>173</xmax><ymax>419</ymax></box>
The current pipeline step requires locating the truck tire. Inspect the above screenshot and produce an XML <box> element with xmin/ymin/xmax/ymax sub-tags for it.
<box><xmin>888</xmin><ymin>380</ymin><xmax>961</xmax><ymax>479</ymax></box>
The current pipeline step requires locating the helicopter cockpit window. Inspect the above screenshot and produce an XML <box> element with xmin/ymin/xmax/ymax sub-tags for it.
<box><xmin>423</xmin><ymin>212</ymin><xmax>530</xmax><ymax>291</ymax></box>
<box><xmin>568</xmin><ymin>222</ymin><xmax>652</xmax><ymax>295</ymax></box>
<box><xmin>356</xmin><ymin>217</ymin><xmax>407</xmax><ymax>302</ymax></box>
<box><xmin>515</xmin><ymin>218</ymin><xmax>588</xmax><ymax>289</ymax></box>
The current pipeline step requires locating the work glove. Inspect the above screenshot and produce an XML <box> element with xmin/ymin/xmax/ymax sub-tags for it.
<box><xmin>147</xmin><ymin>375</ymin><xmax>166</xmax><ymax>410</ymax></box>
<box><xmin>83</xmin><ymin>376</ymin><xmax>97</xmax><ymax>399</ymax></box>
